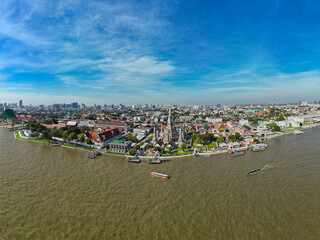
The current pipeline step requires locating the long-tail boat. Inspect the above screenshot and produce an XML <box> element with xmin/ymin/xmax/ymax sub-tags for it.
<box><xmin>247</xmin><ymin>168</ymin><xmax>261</xmax><ymax>175</ymax></box>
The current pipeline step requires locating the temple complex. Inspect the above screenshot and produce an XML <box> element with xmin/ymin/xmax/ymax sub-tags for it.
<box><xmin>152</xmin><ymin>108</ymin><xmax>186</xmax><ymax>146</ymax></box>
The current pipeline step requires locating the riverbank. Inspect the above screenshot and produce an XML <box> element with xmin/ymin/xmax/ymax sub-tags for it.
<box><xmin>14</xmin><ymin>131</ymin><xmax>95</xmax><ymax>153</ymax></box>
<box><xmin>263</xmin><ymin>122</ymin><xmax>320</xmax><ymax>140</ymax></box>
<box><xmin>12</xmin><ymin>122</ymin><xmax>320</xmax><ymax>159</ymax></box>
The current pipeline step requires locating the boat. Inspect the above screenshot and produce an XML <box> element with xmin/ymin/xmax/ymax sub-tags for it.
<box><xmin>50</xmin><ymin>142</ymin><xmax>61</xmax><ymax>147</ymax></box>
<box><xmin>93</xmin><ymin>151</ymin><xmax>101</xmax><ymax>156</ymax></box>
<box><xmin>232</xmin><ymin>146</ymin><xmax>248</xmax><ymax>152</ymax></box>
<box><xmin>252</xmin><ymin>147</ymin><xmax>266</xmax><ymax>152</ymax></box>
<box><xmin>149</xmin><ymin>171</ymin><xmax>170</xmax><ymax>179</ymax></box>
<box><xmin>247</xmin><ymin>168</ymin><xmax>261</xmax><ymax>175</ymax></box>
<box><xmin>255</xmin><ymin>143</ymin><xmax>268</xmax><ymax>148</ymax></box>
<box><xmin>148</xmin><ymin>157</ymin><xmax>163</xmax><ymax>164</ymax></box>
<box><xmin>293</xmin><ymin>130</ymin><xmax>303</xmax><ymax>134</ymax></box>
<box><xmin>229</xmin><ymin>151</ymin><xmax>245</xmax><ymax>157</ymax></box>
<box><xmin>88</xmin><ymin>151</ymin><xmax>101</xmax><ymax>159</ymax></box>
<box><xmin>128</xmin><ymin>157</ymin><xmax>141</xmax><ymax>163</ymax></box>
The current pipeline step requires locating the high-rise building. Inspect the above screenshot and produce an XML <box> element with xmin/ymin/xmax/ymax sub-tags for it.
<box><xmin>71</xmin><ymin>102</ymin><xmax>78</xmax><ymax>108</ymax></box>
<box><xmin>19</xmin><ymin>100</ymin><xmax>23</xmax><ymax>107</ymax></box>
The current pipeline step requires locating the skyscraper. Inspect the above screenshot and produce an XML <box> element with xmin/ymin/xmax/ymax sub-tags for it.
<box><xmin>19</xmin><ymin>100</ymin><xmax>23</xmax><ymax>107</ymax></box>
<box><xmin>71</xmin><ymin>102</ymin><xmax>78</xmax><ymax>108</ymax></box>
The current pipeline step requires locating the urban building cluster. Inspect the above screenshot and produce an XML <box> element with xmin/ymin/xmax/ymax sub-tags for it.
<box><xmin>1</xmin><ymin>100</ymin><xmax>320</xmax><ymax>156</ymax></box>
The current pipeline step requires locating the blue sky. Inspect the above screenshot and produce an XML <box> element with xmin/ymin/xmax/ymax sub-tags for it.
<box><xmin>1</xmin><ymin>0</ymin><xmax>320</xmax><ymax>105</ymax></box>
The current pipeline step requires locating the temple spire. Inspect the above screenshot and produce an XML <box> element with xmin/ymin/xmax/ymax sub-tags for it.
<box><xmin>151</xmin><ymin>126</ymin><xmax>157</xmax><ymax>144</ymax></box>
<box><xmin>178</xmin><ymin>127</ymin><xmax>184</xmax><ymax>146</ymax></box>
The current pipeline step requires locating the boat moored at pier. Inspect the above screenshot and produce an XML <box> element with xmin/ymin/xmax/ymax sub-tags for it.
<box><xmin>252</xmin><ymin>147</ymin><xmax>266</xmax><ymax>152</ymax></box>
<box><xmin>128</xmin><ymin>157</ymin><xmax>141</xmax><ymax>163</ymax></box>
<box><xmin>148</xmin><ymin>157</ymin><xmax>163</xmax><ymax>164</ymax></box>
<box><xmin>50</xmin><ymin>142</ymin><xmax>61</xmax><ymax>147</ymax></box>
<box><xmin>229</xmin><ymin>150</ymin><xmax>245</xmax><ymax>157</ymax></box>
<box><xmin>88</xmin><ymin>152</ymin><xmax>101</xmax><ymax>159</ymax></box>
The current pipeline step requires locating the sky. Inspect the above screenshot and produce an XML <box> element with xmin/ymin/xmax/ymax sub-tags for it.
<box><xmin>1</xmin><ymin>0</ymin><xmax>320</xmax><ymax>105</ymax></box>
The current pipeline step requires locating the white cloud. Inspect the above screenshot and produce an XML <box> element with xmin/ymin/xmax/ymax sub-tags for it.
<box><xmin>0</xmin><ymin>0</ymin><xmax>176</xmax><ymax>98</ymax></box>
<box><xmin>113</xmin><ymin>56</ymin><xmax>174</xmax><ymax>75</ymax></box>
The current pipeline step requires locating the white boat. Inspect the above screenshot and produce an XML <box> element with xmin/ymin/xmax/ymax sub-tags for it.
<box><xmin>293</xmin><ymin>130</ymin><xmax>303</xmax><ymax>134</ymax></box>
<box><xmin>149</xmin><ymin>171</ymin><xmax>170</xmax><ymax>179</ymax></box>
<box><xmin>255</xmin><ymin>143</ymin><xmax>268</xmax><ymax>148</ymax></box>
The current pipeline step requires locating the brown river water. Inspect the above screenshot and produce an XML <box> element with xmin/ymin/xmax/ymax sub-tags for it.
<box><xmin>0</xmin><ymin>128</ymin><xmax>320</xmax><ymax>240</ymax></box>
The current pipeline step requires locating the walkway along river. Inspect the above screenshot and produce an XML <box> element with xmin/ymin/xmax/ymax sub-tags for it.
<box><xmin>0</xmin><ymin>127</ymin><xmax>320</xmax><ymax>239</ymax></box>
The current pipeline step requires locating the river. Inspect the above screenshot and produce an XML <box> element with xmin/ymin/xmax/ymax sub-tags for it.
<box><xmin>0</xmin><ymin>128</ymin><xmax>320</xmax><ymax>239</ymax></box>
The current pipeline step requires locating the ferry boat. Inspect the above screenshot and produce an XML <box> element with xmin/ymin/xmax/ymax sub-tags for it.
<box><xmin>149</xmin><ymin>171</ymin><xmax>170</xmax><ymax>179</ymax></box>
<box><xmin>247</xmin><ymin>168</ymin><xmax>261</xmax><ymax>175</ymax></box>
<box><xmin>50</xmin><ymin>142</ymin><xmax>61</xmax><ymax>147</ymax></box>
<box><xmin>229</xmin><ymin>151</ymin><xmax>245</xmax><ymax>157</ymax></box>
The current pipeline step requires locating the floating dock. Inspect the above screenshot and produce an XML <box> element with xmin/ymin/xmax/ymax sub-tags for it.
<box><xmin>128</xmin><ymin>157</ymin><xmax>141</xmax><ymax>163</ymax></box>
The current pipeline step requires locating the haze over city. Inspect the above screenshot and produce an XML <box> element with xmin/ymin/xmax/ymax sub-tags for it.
<box><xmin>1</xmin><ymin>0</ymin><xmax>320</xmax><ymax>105</ymax></box>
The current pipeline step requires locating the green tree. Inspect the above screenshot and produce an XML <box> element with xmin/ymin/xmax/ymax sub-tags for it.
<box><xmin>127</xmin><ymin>134</ymin><xmax>138</xmax><ymax>143</ymax></box>
<box><xmin>81</xmin><ymin>126</ymin><xmax>91</xmax><ymax>133</ymax></box>
<box><xmin>43</xmin><ymin>119</ymin><xmax>53</xmax><ymax>124</ymax></box>
<box><xmin>154</xmin><ymin>147</ymin><xmax>162</xmax><ymax>152</ymax></box>
<box><xmin>216</xmin><ymin>135</ymin><xmax>224</xmax><ymax>143</ymax></box>
<box><xmin>50</xmin><ymin>129</ymin><xmax>61</xmax><ymax>138</ymax></box>
<box><xmin>128</xmin><ymin>148</ymin><xmax>137</xmax><ymax>155</ymax></box>
<box><xmin>271</xmin><ymin>125</ymin><xmax>281</xmax><ymax>132</ymax></box>
<box><xmin>181</xmin><ymin>143</ymin><xmax>187</xmax><ymax>151</ymax></box>
<box><xmin>62</xmin><ymin>130</ymin><xmax>69</xmax><ymax>139</ymax></box>
<box><xmin>85</xmin><ymin>139</ymin><xmax>93</xmax><ymax>145</ymax></box>
<box><xmin>276</xmin><ymin>115</ymin><xmax>285</xmax><ymax>121</ymax></box>
<box><xmin>253</xmin><ymin>138</ymin><xmax>260</xmax><ymax>143</ymax></box>
<box><xmin>299</xmin><ymin>122</ymin><xmax>303</xmax><ymax>127</ymax></box>
<box><xmin>79</xmin><ymin>136</ymin><xmax>85</xmax><ymax>143</ymax></box>
<box><xmin>243</xmin><ymin>125</ymin><xmax>251</xmax><ymax>130</ymax></box>
<box><xmin>234</xmin><ymin>132</ymin><xmax>243</xmax><ymax>141</ymax></box>
<box><xmin>228</xmin><ymin>134</ymin><xmax>236</xmax><ymax>142</ymax></box>
<box><xmin>146</xmin><ymin>145</ymin><xmax>153</xmax><ymax>150</ymax></box>
<box><xmin>194</xmin><ymin>135</ymin><xmax>204</xmax><ymax>144</ymax></box>
<box><xmin>41</xmin><ymin>130</ymin><xmax>50</xmax><ymax>139</ymax></box>
<box><xmin>67</xmin><ymin>132</ymin><xmax>78</xmax><ymax>141</ymax></box>
<box><xmin>30</xmin><ymin>132</ymin><xmax>40</xmax><ymax>137</ymax></box>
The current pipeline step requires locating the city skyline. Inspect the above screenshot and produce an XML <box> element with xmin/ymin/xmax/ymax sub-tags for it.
<box><xmin>1</xmin><ymin>0</ymin><xmax>320</xmax><ymax>105</ymax></box>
